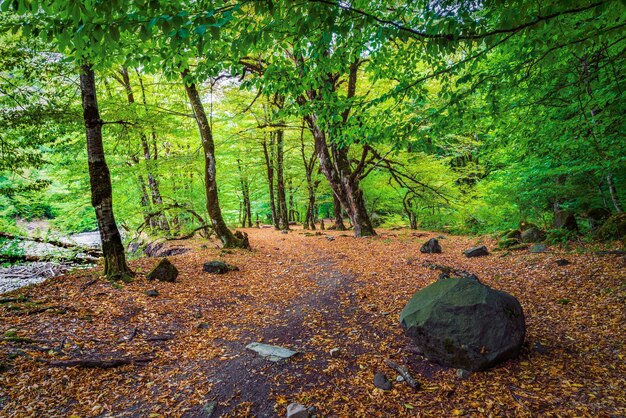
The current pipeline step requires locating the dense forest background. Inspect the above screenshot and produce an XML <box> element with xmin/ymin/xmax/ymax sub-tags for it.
<box><xmin>0</xmin><ymin>1</ymin><xmax>624</xmax><ymax>252</ymax></box>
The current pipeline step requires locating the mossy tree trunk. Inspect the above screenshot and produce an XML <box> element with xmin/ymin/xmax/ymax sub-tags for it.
<box><xmin>182</xmin><ymin>70</ymin><xmax>248</xmax><ymax>249</ymax></box>
<box><xmin>79</xmin><ymin>64</ymin><xmax>133</xmax><ymax>280</ymax></box>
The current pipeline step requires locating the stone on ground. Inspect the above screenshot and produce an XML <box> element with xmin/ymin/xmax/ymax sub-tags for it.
<box><xmin>374</xmin><ymin>372</ymin><xmax>392</xmax><ymax>390</ymax></box>
<box><xmin>595</xmin><ymin>213</ymin><xmax>626</xmax><ymax>241</ymax></box>
<box><xmin>464</xmin><ymin>245</ymin><xmax>489</xmax><ymax>257</ymax></box>
<box><xmin>202</xmin><ymin>260</ymin><xmax>239</xmax><ymax>274</ymax></box>
<box><xmin>246</xmin><ymin>342</ymin><xmax>297</xmax><ymax>361</ymax></box>
<box><xmin>145</xmin><ymin>289</ymin><xmax>159</xmax><ymax>297</ymax></box>
<box><xmin>146</xmin><ymin>258</ymin><xmax>178</xmax><ymax>282</ymax></box>
<box><xmin>400</xmin><ymin>276</ymin><xmax>525</xmax><ymax>371</ymax></box>
<box><xmin>553</xmin><ymin>210</ymin><xmax>578</xmax><ymax>231</ymax></box>
<box><xmin>529</xmin><ymin>244</ymin><xmax>547</xmax><ymax>253</ymax></box>
<box><xmin>286</xmin><ymin>402</ymin><xmax>309</xmax><ymax>418</ymax></box>
<box><xmin>521</xmin><ymin>227</ymin><xmax>545</xmax><ymax>243</ymax></box>
<box><xmin>420</xmin><ymin>238</ymin><xmax>442</xmax><ymax>254</ymax></box>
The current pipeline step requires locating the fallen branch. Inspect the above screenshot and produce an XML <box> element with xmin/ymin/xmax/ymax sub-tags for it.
<box><xmin>384</xmin><ymin>359</ymin><xmax>420</xmax><ymax>389</ymax></box>
<box><xmin>166</xmin><ymin>225</ymin><xmax>211</xmax><ymax>241</ymax></box>
<box><xmin>0</xmin><ymin>254</ymin><xmax>99</xmax><ymax>265</ymax></box>
<box><xmin>46</xmin><ymin>356</ymin><xmax>154</xmax><ymax>369</ymax></box>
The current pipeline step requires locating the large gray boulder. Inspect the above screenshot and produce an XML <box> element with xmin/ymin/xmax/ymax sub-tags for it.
<box><xmin>400</xmin><ymin>276</ymin><xmax>525</xmax><ymax>371</ymax></box>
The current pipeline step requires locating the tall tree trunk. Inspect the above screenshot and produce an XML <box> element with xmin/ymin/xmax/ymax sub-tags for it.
<box><xmin>136</xmin><ymin>71</ymin><xmax>167</xmax><ymax>216</ymax></box>
<box><xmin>79</xmin><ymin>65</ymin><xmax>133</xmax><ymax>280</ymax></box>
<box><xmin>237</xmin><ymin>159</ymin><xmax>253</xmax><ymax>228</ymax></box>
<box><xmin>332</xmin><ymin>193</ymin><xmax>346</xmax><ymax>231</ymax></box>
<box><xmin>276</xmin><ymin>129</ymin><xmax>289</xmax><ymax>230</ymax></box>
<box><xmin>262</xmin><ymin>135</ymin><xmax>279</xmax><ymax>229</ymax></box>
<box><xmin>298</xmin><ymin>59</ymin><xmax>375</xmax><ymax>237</ymax></box>
<box><xmin>182</xmin><ymin>70</ymin><xmax>248</xmax><ymax>248</ymax></box>
<box><xmin>607</xmin><ymin>171</ymin><xmax>623</xmax><ymax>213</ymax></box>
<box><xmin>119</xmin><ymin>67</ymin><xmax>169</xmax><ymax>231</ymax></box>
<box><xmin>306</xmin><ymin>118</ymin><xmax>373</xmax><ymax>236</ymax></box>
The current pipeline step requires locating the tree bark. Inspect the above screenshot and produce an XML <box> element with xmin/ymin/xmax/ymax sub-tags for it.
<box><xmin>275</xmin><ymin>129</ymin><xmax>289</xmax><ymax>230</ymax></box>
<box><xmin>607</xmin><ymin>171</ymin><xmax>623</xmax><ymax>213</ymax></box>
<box><xmin>332</xmin><ymin>193</ymin><xmax>346</xmax><ymax>231</ymax></box>
<box><xmin>261</xmin><ymin>135</ymin><xmax>279</xmax><ymax>229</ymax></box>
<box><xmin>79</xmin><ymin>65</ymin><xmax>133</xmax><ymax>280</ymax></box>
<box><xmin>305</xmin><ymin>118</ymin><xmax>375</xmax><ymax>236</ymax></box>
<box><xmin>119</xmin><ymin>67</ymin><xmax>169</xmax><ymax>231</ymax></box>
<box><xmin>182</xmin><ymin>70</ymin><xmax>248</xmax><ymax>248</ymax></box>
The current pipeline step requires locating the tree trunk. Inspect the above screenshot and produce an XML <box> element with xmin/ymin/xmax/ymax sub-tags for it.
<box><xmin>119</xmin><ymin>67</ymin><xmax>169</xmax><ymax>231</ymax></box>
<box><xmin>607</xmin><ymin>172</ymin><xmax>623</xmax><ymax>213</ymax></box>
<box><xmin>298</xmin><ymin>59</ymin><xmax>375</xmax><ymax>237</ymax></box>
<box><xmin>305</xmin><ymin>119</ymin><xmax>375</xmax><ymax>236</ymax></box>
<box><xmin>79</xmin><ymin>65</ymin><xmax>133</xmax><ymax>280</ymax></box>
<box><xmin>262</xmin><ymin>135</ymin><xmax>279</xmax><ymax>229</ymax></box>
<box><xmin>182</xmin><ymin>70</ymin><xmax>248</xmax><ymax>248</ymax></box>
<box><xmin>332</xmin><ymin>193</ymin><xmax>346</xmax><ymax>231</ymax></box>
<box><xmin>276</xmin><ymin>129</ymin><xmax>289</xmax><ymax>230</ymax></box>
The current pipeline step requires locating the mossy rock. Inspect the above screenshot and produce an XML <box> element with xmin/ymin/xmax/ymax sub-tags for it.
<box><xmin>146</xmin><ymin>258</ymin><xmax>178</xmax><ymax>282</ymax></box>
<box><xmin>553</xmin><ymin>210</ymin><xmax>578</xmax><ymax>231</ymax></box>
<box><xmin>521</xmin><ymin>227</ymin><xmax>545</xmax><ymax>243</ymax></box>
<box><xmin>498</xmin><ymin>238</ymin><xmax>521</xmax><ymax>249</ymax></box>
<box><xmin>400</xmin><ymin>276</ymin><xmax>525</xmax><ymax>371</ymax></box>
<box><xmin>519</xmin><ymin>222</ymin><xmax>538</xmax><ymax>232</ymax></box>
<box><xmin>203</xmin><ymin>260</ymin><xmax>239</xmax><ymax>274</ymax></box>
<box><xmin>595</xmin><ymin>213</ymin><xmax>626</xmax><ymax>241</ymax></box>
<box><xmin>502</xmin><ymin>230</ymin><xmax>522</xmax><ymax>240</ymax></box>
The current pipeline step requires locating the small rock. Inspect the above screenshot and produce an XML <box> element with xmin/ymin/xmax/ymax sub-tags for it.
<box><xmin>374</xmin><ymin>371</ymin><xmax>392</xmax><ymax>390</ymax></box>
<box><xmin>420</xmin><ymin>238</ymin><xmax>442</xmax><ymax>254</ymax></box>
<box><xmin>529</xmin><ymin>244</ymin><xmax>547</xmax><ymax>253</ymax></box>
<box><xmin>533</xmin><ymin>341</ymin><xmax>549</xmax><ymax>355</ymax></box>
<box><xmin>146</xmin><ymin>258</ymin><xmax>178</xmax><ymax>282</ymax></box>
<box><xmin>464</xmin><ymin>245</ymin><xmax>489</xmax><ymax>258</ymax></box>
<box><xmin>326</xmin><ymin>236</ymin><xmax>335</xmax><ymax>241</ymax></box>
<box><xmin>329</xmin><ymin>348</ymin><xmax>341</xmax><ymax>358</ymax></box>
<box><xmin>286</xmin><ymin>402</ymin><xmax>309</xmax><ymax>418</ymax></box>
<box><xmin>202</xmin><ymin>261</ymin><xmax>239</xmax><ymax>274</ymax></box>
<box><xmin>145</xmin><ymin>289</ymin><xmax>159</xmax><ymax>297</ymax></box>
<box><xmin>197</xmin><ymin>323</ymin><xmax>210</xmax><ymax>330</ymax></box>
<box><xmin>556</xmin><ymin>259</ymin><xmax>570</xmax><ymax>266</ymax></box>
<box><xmin>395</xmin><ymin>375</ymin><xmax>405</xmax><ymax>382</ymax></box>
<box><xmin>202</xmin><ymin>401</ymin><xmax>217</xmax><ymax>417</ymax></box>
<box><xmin>246</xmin><ymin>342</ymin><xmax>297</xmax><ymax>361</ymax></box>
<box><xmin>456</xmin><ymin>369</ymin><xmax>472</xmax><ymax>380</ymax></box>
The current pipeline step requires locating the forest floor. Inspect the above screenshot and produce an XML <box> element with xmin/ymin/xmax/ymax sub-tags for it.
<box><xmin>0</xmin><ymin>228</ymin><xmax>625</xmax><ymax>417</ymax></box>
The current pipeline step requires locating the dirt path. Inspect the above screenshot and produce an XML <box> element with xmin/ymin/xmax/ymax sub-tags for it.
<box><xmin>182</xmin><ymin>256</ymin><xmax>356</xmax><ymax>417</ymax></box>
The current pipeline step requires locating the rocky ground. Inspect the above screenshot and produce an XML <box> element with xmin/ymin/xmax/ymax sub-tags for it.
<box><xmin>0</xmin><ymin>228</ymin><xmax>624</xmax><ymax>417</ymax></box>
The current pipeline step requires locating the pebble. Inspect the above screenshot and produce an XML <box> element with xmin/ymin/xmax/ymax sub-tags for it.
<box><xmin>286</xmin><ymin>402</ymin><xmax>309</xmax><ymax>418</ymax></box>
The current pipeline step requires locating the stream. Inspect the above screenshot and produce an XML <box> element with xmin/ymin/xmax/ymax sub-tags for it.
<box><xmin>0</xmin><ymin>228</ymin><xmax>101</xmax><ymax>294</ymax></box>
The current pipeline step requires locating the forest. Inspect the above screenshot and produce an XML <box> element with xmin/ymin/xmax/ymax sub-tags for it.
<box><xmin>0</xmin><ymin>0</ymin><xmax>625</xmax><ymax>417</ymax></box>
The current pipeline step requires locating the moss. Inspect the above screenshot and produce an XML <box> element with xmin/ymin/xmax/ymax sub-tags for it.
<box><xmin>595</xmin><ymin>213</ymin><xmax>626</xmax><ymax>241</ymax></box>
<box><xmin>498</xmin><ymin>238</ymin><xmax>521</xmax><ymax>249</ymax></box>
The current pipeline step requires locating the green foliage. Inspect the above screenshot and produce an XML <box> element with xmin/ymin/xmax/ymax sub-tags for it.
<box><xmin>0</xmin><ymin>0</ymin><xmax>623</xmax><ymax>241</ymax></box>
